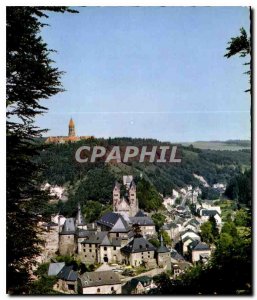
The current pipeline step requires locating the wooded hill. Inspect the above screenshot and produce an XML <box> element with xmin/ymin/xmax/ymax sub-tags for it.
<box><xmin>35</xmin><ymin>137</ymin><xmax>251</xmax><ymax>216</ymax></box>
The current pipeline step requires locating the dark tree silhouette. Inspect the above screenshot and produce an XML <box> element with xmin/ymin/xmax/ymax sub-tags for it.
<box><xmin>225</xmin><ymin>27</ymin><xmax>251</xmax><ymax>93</ymax></box>
<box><xmin>6</xmin><ymin>7</ymin><xmax>77</xmax><ymax>294</ymax></box>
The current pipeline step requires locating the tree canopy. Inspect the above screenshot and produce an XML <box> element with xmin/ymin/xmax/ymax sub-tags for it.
<box><xmin>6</xmin><ymin>6</ymin><xmax>77</xmax><ymax>294</ymax></box>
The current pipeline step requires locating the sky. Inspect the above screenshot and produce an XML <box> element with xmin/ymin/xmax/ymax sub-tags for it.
<box><xmin>36</xmin><ymin>6</ymin><xmax>251</xmax><ymax>142</ymax></box>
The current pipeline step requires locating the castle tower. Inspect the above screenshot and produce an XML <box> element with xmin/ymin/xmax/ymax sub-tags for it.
<box><xmin>68</xmin><ymin>118</ymin><xmax>75</xmax><ymax>137</ymax></box>
<box><xmin>156</xmin><ymin>235</ymin><xmax>171</xmax><ymax>270</ymax></box>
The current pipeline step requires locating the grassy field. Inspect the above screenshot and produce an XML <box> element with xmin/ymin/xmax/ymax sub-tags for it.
<box><xmin>182</xmin><ymin>140</ymin><xmax>251</xmax><ymax>151</ymax></box>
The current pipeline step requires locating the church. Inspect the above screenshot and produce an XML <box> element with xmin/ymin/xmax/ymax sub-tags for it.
<box><xmin>113</xmin><ymin>175</ymin><xmax>139</xmax><ymax>218</ymax></box>
<box><xmin>45</xmin><ymin>118</ymin><xmax>93</xmax><ymax>144</ymax></box>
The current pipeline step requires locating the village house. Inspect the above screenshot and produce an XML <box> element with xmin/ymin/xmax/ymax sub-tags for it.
<box><xmin>123</xmin><ymin>276</ymin><xmax>155</xmax><ymax>294</ymax></box>
<box><xmin>129</xmin><ymin>211</ymin><xmax>156</xmax><ymax>237</ymax></box>
<box><xmin>120</xmin><ymin>236</ymin><xmax>156</xmax><ymax>267</ymax></box>
<box><xmin>78</xmin><ymin>270</ymin><xmax>122</xmax><ymax>294</ymax></box>
<box><xmin>188</xmin><ymin>241</ymin><xmax>211</xmax><ymax>263</ymax></box>
<box><xmin>56</xmin><ymin>265</ymin><xmax>78</xmax><ymax>294</ymax></box>
<box><xmin>172</xmin><ymin>262</ymin><xmax>192</xmax><ymax>278</ymax></box>
<box><xmin>162</xmin><ymin>222</ymin><xmax>180</xmax><ymax>240</ymax></box>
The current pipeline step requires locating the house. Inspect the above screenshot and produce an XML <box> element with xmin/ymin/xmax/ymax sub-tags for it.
<box><xmin>56</xmin><ymin>265</ymin><xmax>78</xmax><ymax>294</ymax></box>
<box><xmin>184</xmin><ymin>219</ymin><xmax>200</xmax><ymax>232</ymax></box>
<box><xmin>120</xmin><ymin>236</ymin><xmax>156</xmax><ymax>267</ymax></box>
<box><xmin>170</xmin><ymin>249</ymin><xmax>185</xmax><ymax>263</ymax></box>
<box><xmin>78</xmin><ymin>270</ymin><xmax>121</xmax><ymax>294</ymax></box>
<box><xmin>181</xmin><ymin>229</ymin><xmax>201</xmax><ymax>242</ymax></box>
<box><xmin>200</xmin><ymin>209</ymin><xmax>222</xmax><ymax>225</ymax></box>
<box><xmin>163</xmin><ymin>196</ymin><xmax>176</xmax><ymax>209</ymax></box>
<box><xmin>162</xmin><ymin>222</ymin><xmax>179</xmax><ymax>240</ymax></box>
<box><xmin>129</xmin><ymin>215</ymin><xmax>155</xmax><ymax>236</ymax></box>
<box><xmin>182</xmin><ymin>236</ymin><xmax>198</xmax><ymax>255</ymax></box>
<box><xmin>123</xmin><ymin>276</ymin><xmax>155</xmax><ymax>294</ymax></box>
<box><xmin>188</xmin><ymin>241</ymin><xmax>211</xmax><ymax>263</ymax></box>
<box><xmin>173</xmin><ymin>262</ymin><xmax>192</xmax><ymax>278</ymax></box>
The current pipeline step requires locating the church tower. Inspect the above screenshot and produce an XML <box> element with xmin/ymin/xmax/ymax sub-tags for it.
<box><xmin>68</xmin><ymin>118</ymin><xmax>75</xmax><ymax>137</ymax></box>
<box><xmin>129</xmin><ymin>180</ymin><xmax>138</xmax><ymax>216</ymax></box>
<box><xmin>113</xmin><ymin>181</ymin><xmax>121</xmax><ymax>212</ymax></box>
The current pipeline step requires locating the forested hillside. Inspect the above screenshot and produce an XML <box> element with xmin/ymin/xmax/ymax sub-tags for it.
<box><xmin>36</xmin><ymin>137</ymin><xmax>251</xmax><ymax>216</ymax></box>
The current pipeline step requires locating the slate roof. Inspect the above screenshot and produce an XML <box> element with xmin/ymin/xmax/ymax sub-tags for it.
<box><xmin>76</xmin><ymin>229</ymin><xmax>94</xmax><ymax>238</ymax></box>
<box><xmin>129</xmin><ymin>216</ymin><xmax>154</xmax><ymax>226</ymax></box>
<box><xmin>48</xmin><ymin>262</ymin><xmax>65</xmax><ymax>276</ymax></box>
<box><xmin>182</xmin><ymin>236</ymin><xmax>195</xmax><ymax>244</ymax></box>
<box><xmin>135</xmin><ymin>210</ymin><xmax>147</xmax><ymax>217</ymax></box>
<box><xmin>201</xmin><ymin>209</ymin><xmax>220</xmax><ymax>217</ymax></box>
<box><xmin>192</xmin><ymin>242</ymin><xmax>210</xmax><ymax>251</ymax></box>
<box><xmin>170</xmin><ymin>250</ymin><xmax>185</xmax><ymax>261</ymax></box>
<box><xmin>57</xmin><ymin>265</ymin><xmax>78</xmax><ymax>281</ymax></box>
<box><xmin>79</xmin><ymin>271</ymin><xmax>121</xmax><ymax>288</ymax></box>
<box><xmin>111</xmin><ymin>237</ymin><xmax>122</xmax><ymax>247</ymax></box>
<box><xmin>80</xmin><ymin>231</ymin><xmax>108</xmax><ymax>244</ymax></box>
<box><xmin>121</xmin><ymin>237</ymin><xmax>156</xmax><ymax>254</ymax></box>
<box><xmin>60</xmin><ymin>218</ymin><xmax>75</xmax><ymax>235</ymax></box>
<box><xmin>97</xmin><ymin>212</ymin><xmax>130</xmax><ymax>232</ymax></box>
<box><xmin>130</xmin><ymin>276</ymin><xmax>152</xmax><ymax>289</ymax></box>
<box><xmin>156</xmin><ymin>235</ymin><xmax>169</xmax><ymax>253</ymax></box>
<box><xmin>110</xmin><ymin>215</ymin><xmax>130</xmax><ymax>233</ymax></box>
<box><xmin>100</xmin><ymin>235</ymin><xmax>112</xmax><ymax>246</ymax></box>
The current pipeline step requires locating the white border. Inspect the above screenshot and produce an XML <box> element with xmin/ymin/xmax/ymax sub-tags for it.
<box><xmin>1</xmin><ymin>1</ymin><xmax>255</xmax><ymax>299</ymax></box>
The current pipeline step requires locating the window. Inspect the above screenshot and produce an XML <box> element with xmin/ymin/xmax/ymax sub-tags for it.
<box><xmin>104</xmin><ymin>246</ymin><xmax>107</xmax><ymax>251</ymax></box>
<box><xmin>111</xmin><ymin>287</ymin><xmax>114</xmax><ymax>291</ymax></box>
<box><xmin>116</xmin><ymin>233</ymin><xmax>119</xmax><ymax>237</ymax></box>
<box><xmin>89</xmin><ymin>244</ymin><xmax>92</xmax><ymax>248</ymax></box>
<box><xmin>97</xmin><ymin>288</ymin><xmax>100</xmax><ymax>293</ymax></box>
<box><xmin>113</xmin><ymin>246</ymin><xmax>116</xmax><ymax>250</ymax></box>
<box><xmin>85</xmin><ymin>255</ymin><xmax>87</xmax><ymax>257</ymax></box>
<box><xmin>89</xmin><ymin>249</ymin><xmax>92</xmax><ymax>253</ymax></box>
<box><xmin>83</xmin><ymin>249</ymin><xmax>85</xmax><ymax>252</ymax></box>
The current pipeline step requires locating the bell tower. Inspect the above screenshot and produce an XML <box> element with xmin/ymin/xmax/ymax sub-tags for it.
<box><xmin>68</xmin><ymin>118</ymin><xmax>75</xmax><ymax>137</ymax></box>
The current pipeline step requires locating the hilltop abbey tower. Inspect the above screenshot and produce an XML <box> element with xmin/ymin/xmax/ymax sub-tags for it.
<box><xmin>68</xmin><ymin>118</ymin><xmax>76</xmax><ymax>137</ymax></box>
<box><xmin>45</xmin><ymin>118</ymin><xmax>93</xmax><ymax>144</ymax></box>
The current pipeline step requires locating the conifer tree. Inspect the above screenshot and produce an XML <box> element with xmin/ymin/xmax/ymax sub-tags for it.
<box><xmin>6</xmin><ymin>6</ymin><xmax>77</xmax><ymax>294</ymax></box>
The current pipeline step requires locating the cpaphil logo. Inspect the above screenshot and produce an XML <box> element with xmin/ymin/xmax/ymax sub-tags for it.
<box><xmin>75</xmin><ymin>145</ymin><xmax>181</xmax><ymax>163</ymax></box>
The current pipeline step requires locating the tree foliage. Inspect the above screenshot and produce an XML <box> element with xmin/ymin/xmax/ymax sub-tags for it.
<box><xmin>225</xmin><ymin>27</ymin><xmax>251</xmax><ymax>93</ymax></box>
<box><xmin>6</xmin><ymin>6</ymin><xmax>77</xmax><ymax>294</ymax></box>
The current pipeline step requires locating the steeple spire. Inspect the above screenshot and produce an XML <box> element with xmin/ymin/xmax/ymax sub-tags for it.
<box><xmin>68</xmin><ymin>118</ymin><xmax>75</xmax><ymax>137</ymax></box>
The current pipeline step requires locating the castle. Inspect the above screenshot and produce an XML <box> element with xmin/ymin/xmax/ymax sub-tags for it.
<box><xmin>45</xmin><ymin>118</ymin><xmax>94</xmax><ymax>144</ymax></box>
<box><xmin>57</xmin><ymin>176</ymin><xmax>170</xmax><ymax>269</ymax></box>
